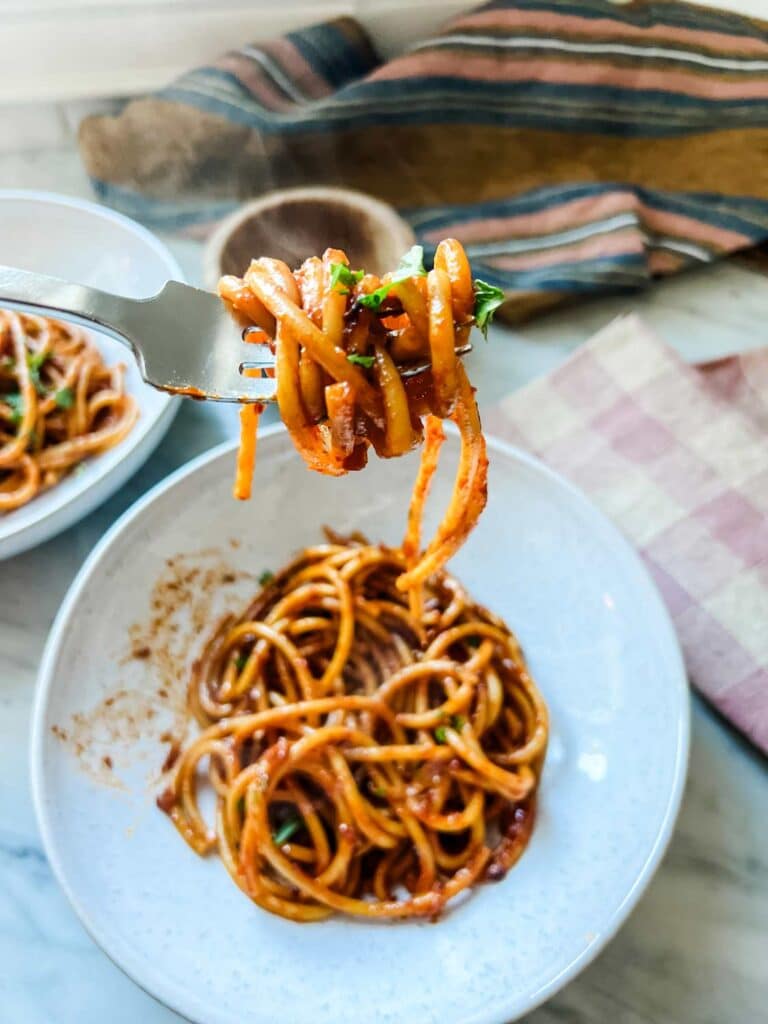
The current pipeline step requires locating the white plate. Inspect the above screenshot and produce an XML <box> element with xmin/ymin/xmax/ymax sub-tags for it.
<box><xmin>31</xmin><ymin>428</ymin><xmax>689</xmax><ymax>1024</ymax></box>
<box><xmin>0</xmin><ymin>190</ymin><xmax>181</xmax><ymax>559</ymax></box>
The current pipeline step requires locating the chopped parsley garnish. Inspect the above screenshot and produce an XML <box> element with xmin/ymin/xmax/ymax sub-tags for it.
<box><xmin>234</xmin><ymin>653</ymin><xmax>249</xmax><ymax>671</ymax></box>
<box><xmin>435</xmin><ymin>716</ymin><xmax>465</xmax><ymax>743</ymax></box>
<box><xmin>473</xmin><ymin>280</ymin><xmax>505</xmax><ymax>339</ymax></box>
<box><xmin>370</xmin><ymin>783</ymin><xmax>386</xmax><ymax>797</ymax></box>
<box><xmin>54</xmin><ymin>386</ymin><xmax>74</xmax><ymax>409</ymax></box>
<box><xmin>272</xmin><ymin>815</ymin><xmax>302</xmax><ymax>846</ymax></box>
<box><xmin>259</xmin><ymin>570</ymin><xmax>275</xmax><ymax>586</ymax></box>
<box><xmin>395</xmin><ymin>245</ymin><xmax>428</xmax><ymax>280</ymax></box>
<box><xmin>466</xmin><ymin>636</ymin><xmax>481</xmax><ymax>649</ymax></box>
<box><xmin>28</xmin><ymin>350</ymin><xmax>48</xmax><ymax>372</ymax></box>
<box><xmin>3</xmin><ymin>392</ymin><xmax>24</xmax><ymax>425</ymax></box>
<box><xmin>357</xmin><ymin>245</ymin><xmax>427</xmax><ymax>312</ymax></box>
<box><xmin>27</xmin><ymin>350</ymin><xmax>49</xmax><ymax>394</ymax></box>
<box><xmin>346</xmin><ymin>353</ymin><xmax>374</xmax><ymax>369</ymax></box>
<box><xmin>329</xmin><ymin>263</ymin><xmax>364</xmax><ymax>294</ymax></box>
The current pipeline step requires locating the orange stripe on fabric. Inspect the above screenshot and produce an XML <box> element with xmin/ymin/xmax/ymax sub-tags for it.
<box><xmin>372</xmin><ymin>51</ymin><xmax>768</xmax><ymax>101</ymax></box>
<box><xmin>488</xmin><ymin>227</ymin><xmax>646</xmax><ymax>271</ymax></box>
<box><xmin>265</xmin><ymin>37</ymin><xmax>338</xmax><ymax>99</ymax></box>
<box><xmin>423</xmin><ymin>192</ymin><xmax>751</xmax><ymax>252</ymax></box>
<box><xmin>217</xmin><ymin>54</ymin><xmax>295</xmax><ymax>111</ymax></box>
<box><xmin>453</xmin><ymin>8</ymin><xmax>768</xmax><ymax>57</ymax></box>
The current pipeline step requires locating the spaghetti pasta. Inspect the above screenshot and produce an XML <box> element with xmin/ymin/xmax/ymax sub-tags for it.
<box><xmin>159</xmin><ymin>531</ymin><xmax>548</xmax><ymax>922</ymax></box>
<box><xmin>219</xmin><ymin>239</ymin><xmax>499</xmax><ymax>586</ymax></box>
<box><xmin>0</xmin><ymin>310</ymin><xmax>137</xmax><ymax>513</ymax></box>
<box><xmin>157</xmin><ymin>242</ymin><xmax>537</xmax><ymax>923</ymax></box>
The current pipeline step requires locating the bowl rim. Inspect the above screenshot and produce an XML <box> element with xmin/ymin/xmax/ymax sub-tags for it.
<box><xmin>0</xmin><ymin>188</ymin><xmax>184</xmax><ymax>286</ymax></box>
<box><xmin>203</xmin><ymin>185</ymin><xmax>416</xmax><ymax>289</ymax></box>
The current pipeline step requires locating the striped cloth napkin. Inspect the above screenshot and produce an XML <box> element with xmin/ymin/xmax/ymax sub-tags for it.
<box><xmin>486</xmin><ymin>314</ymin><xmax>768</xmax><ymax>753</ymax></box>
<box><xmin>79</xmin><ymin>0</ymin><xmax>768</xmax><ymax>321</ymax></box>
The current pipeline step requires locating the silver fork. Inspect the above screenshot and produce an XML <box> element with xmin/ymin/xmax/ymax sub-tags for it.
<box><xmin>0</xmin><ymin>266</ymin><xmax>471</xmax><ymax>403</ymax></box>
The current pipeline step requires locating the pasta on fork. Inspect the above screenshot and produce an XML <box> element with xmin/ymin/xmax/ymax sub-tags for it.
<box><xmin>218</xmin><ymin>240</ymin><xmax>504</xmax><ymax>590</ymax></box>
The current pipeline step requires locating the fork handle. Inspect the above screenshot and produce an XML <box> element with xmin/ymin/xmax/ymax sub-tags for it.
<box><xmin>0</xmin><ymin>264</ymin><xmax>139</xmax><ymax>354</ymax></box>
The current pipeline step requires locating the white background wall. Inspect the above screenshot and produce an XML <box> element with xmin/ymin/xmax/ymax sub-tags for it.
<box><xmin>1</xmin><ymin>0</ymin><xmax>468</xmax><ymax>103</ymax></box>
<box><xmin>2</xmin><ymin>0</ymin><xmax>766</xmax><ymax>105</ymax></box>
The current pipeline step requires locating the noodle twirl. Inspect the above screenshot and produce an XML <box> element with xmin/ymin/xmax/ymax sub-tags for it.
<box><xmin>159</xmin><ymin>533</ymin><xmax>548</xmax><ymax>922</ymax></box>
<box><xmin>219</xmin><ymin>240</ymin><xmax>501</xmax><ymax>586</ymax></box>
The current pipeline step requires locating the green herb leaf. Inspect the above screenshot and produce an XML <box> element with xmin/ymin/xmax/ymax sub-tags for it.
<box><xmin>357</xmin><ymin>290</ymin><xmax>387</xmax><ymax>312</ymax></box>
<box><xmin>473</xmin><ymin>280</ymin><xmax>505</xmax><ymax>339</ymax></box>
<box><xmin>395</xmin><ymin>245</ymin><xmax>427</xmax><ymax>280</ymax></box>
<box><xmin>466</xmin><ymin>636</ymin><xmax>481</xmax><ymax>649</ymax></box>
<box><xmin>434</xmin><ymin>725</ymin><xmax>448</xmax><ymax>744</ymax></box>
<box><xmin>28</xmin><ymin>350</ymin><xmax>48</xmax><ymax>372</ymax></box>
<box><xmin>3</xmin><ymin>392</ymin><xmax>24</xmax><ymax>426</ymax></box>
<box><xmin>370</xmin><ymin>783</ymin><xmax>386</xmax><ymax>798</ymax></box>
<box><xmin>259</xmin><ymin>570</ymin><xmax>275</xmax><ymax>586</ymax></box>
<box><xmin>234</xmin><ymin>653</ymin><xmax>249</xmax><ymax>671</ymax></box>
<box><xmin>329</xmin><ymin>263</ymin><xmax>364</xmax><ymax>294</ymax></box>
<box><xmin>27</xmin><ymin>350</ymin><xmax>49</xmax><ymax>395</ymax></box>
<box><xmin>54</xmin><ymin>386</ymin><xmax>74</xmax><ymax>409</ymax></box>
<box><xmin>357</xmin><ymin>245</ymin><xmax>427</xmax><ymax>312</ymax></box>
<box><xmin>272</xmin><ymin>815</ymin><xmax>302</xmax><ymax>846</ymax></box>
<box><xmin>346</xmin><ymin>353</ymin><xmax>375</xmax><ymax>369</ymax></box>
<box><xmin>451</xmin><ymin>715</ymin><xmax>466</xmax><ymax>731</ymax></box>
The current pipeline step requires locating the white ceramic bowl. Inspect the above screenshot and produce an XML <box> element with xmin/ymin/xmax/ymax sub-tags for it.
<box><xmin>31</xmin><ymin>427</ymin><xmax>689</xmax><ymax>1024</ymax></box>
<box><xmin>0</xmin><ymin>190</ymin><xmax>181</xmax><ymax>559</ymax></box>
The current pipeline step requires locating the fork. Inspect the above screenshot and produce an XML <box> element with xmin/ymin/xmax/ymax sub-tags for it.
<box><xmin>0</xmin><ymin>266</ymin><xmax>471</xmax><ymax>403</ymax></box>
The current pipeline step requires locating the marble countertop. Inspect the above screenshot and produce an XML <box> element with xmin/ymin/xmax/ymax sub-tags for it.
<box><xmin>1</xmin><ymin>145</ymin><xmax>767</xmax><ymax>1024</ymax></box>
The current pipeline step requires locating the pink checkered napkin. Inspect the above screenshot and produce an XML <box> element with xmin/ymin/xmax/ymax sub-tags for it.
<box><xmin>485</xmin><ymin>314</ymin><xmax>768</xmax><ymax>754</ymax></box>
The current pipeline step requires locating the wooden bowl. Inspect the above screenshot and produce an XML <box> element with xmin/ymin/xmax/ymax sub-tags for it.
<box><xmin>203</xmin><ymin>186</ymin><xmax>416</xmax><ymax>288</ymax></box>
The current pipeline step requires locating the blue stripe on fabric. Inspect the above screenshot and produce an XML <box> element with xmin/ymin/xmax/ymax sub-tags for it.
<box><xmin>157</xmin><ymin>70</ymin><xmax>768</xmax><ymax>137</ymax></box>
<box><xmin>90</xmin><ymin>179</ymin><xmax>239</xmax><ymax>230</ymax></box>
<box><xmin>406</xmin><ymin>185</ymin><xmax>768</xmax><ymax>240</ymax></box>
<box><xmin>635</xmin><ymin>188</ymin><xmax>768</xmax><ymax>235</ymax></box>
<box><xmin>157</xmin><ymin>87</ymin><xmax>768</xmax><ymax>140</ymax></box>
<box><xmin>177</xmin><ymin>67</ymin><xmax>258</xmax><ymax>103</ymax></box>
<box><xmin>287</xmin><ymin>21</ymin><xmax>376</xmax><ymax>89</ymax></box>
<box><xmin>165</xmin><ymin>66</ymin><xmax>768</xmax><ymax>117</ymax></box>
<box><xmin>405</xmin><ymin>184</ymin><xmax>625</xmax><ymax>229</ymax></box>
<box><xmin>334</xmin><ymin>75</ymin><xmax>768</xmax><ymax>115</ymax></box>
<box><xmin>454</xmin><ymin>253</ymin><xmax>656</xmax><ymax>293</ymax></box>
<box><xmin>478</xmin><ymin>0</ymin><xmax>768</xmax><ymax>42</ymax></box>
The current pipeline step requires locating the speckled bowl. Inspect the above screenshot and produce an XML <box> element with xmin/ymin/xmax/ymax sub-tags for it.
<box><xmin>31</xmin><ymin>426</ymin><xmax>689</xmax><ymax>1024</ymax></box>
<box><xmin>203</xmin><ymin>186</ymin><xmax>416</xmax><ymax>288</ymax></box>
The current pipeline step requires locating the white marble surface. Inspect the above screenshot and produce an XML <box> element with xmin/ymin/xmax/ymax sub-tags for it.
<box><xmin>1</xmin><ymin>137</ymin><xmax>767</xmax><ymax>1024</ymax></box>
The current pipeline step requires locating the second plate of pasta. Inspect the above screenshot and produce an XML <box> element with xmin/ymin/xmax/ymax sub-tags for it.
<box><xmin>0</xmin><ymin>190</ymin><xmax>180</xmax><ymax>559</ymax></box>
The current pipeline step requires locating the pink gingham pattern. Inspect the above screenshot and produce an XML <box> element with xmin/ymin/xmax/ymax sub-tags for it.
<box><xmin>486</xmin><ymin>314</ymin><xmax>768</xmax><ymax>753</ymax></box>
